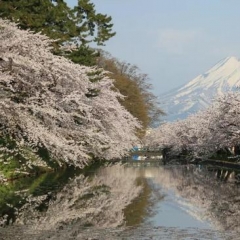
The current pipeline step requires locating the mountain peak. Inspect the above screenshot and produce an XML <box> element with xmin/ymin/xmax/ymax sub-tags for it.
<box><xmin>210</xmin><ymin>56</ymin><xmax>240</xmax><ymax>73</ymax></box>
<box><xmin>223</xmin><ymin>56</ymin><xmax>238</xmax><ymax>63</ymax></box>
<box><xmin>160</xmin><ymin>56</ymin><xmax>240</xmax><ymax>122</ymax></box>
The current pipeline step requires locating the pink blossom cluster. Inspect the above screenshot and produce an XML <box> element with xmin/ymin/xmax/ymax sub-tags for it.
<box><xmin>0</xmin><ymin>19</ymin><xmax>140</xmax><ymax>168</ymax></box>
<box><xmin>145</xmin><ymin>92</ymin><xmax>240</xmax><ymax>157</ymax></box>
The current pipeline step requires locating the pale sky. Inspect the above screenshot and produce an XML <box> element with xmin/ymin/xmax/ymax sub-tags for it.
<box><xmin>66</xmin><ymin>0</ymin><xmax>240</xmax><ymax>95</ymax></box>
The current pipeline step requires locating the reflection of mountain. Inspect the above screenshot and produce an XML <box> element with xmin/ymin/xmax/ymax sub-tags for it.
<box><xmin>160</xmin><ymin>57</ymin><xmax>240</xmax><ymax>121</ymax></box>
<box><xmin>148</xmin><ymin>166</ymin><xmax>240</xmax><ymax>232</ymax></box>
<box><xmin>1</xmin><ymin>165</ymin><xmax>240</xmax><ymax>239</ymax></box>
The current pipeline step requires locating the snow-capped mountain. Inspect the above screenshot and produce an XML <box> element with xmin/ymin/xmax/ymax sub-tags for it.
<box><xmin>160</xmin><ymin>56</ymin><xmax>240</xmax><ymax>122</ymax></box>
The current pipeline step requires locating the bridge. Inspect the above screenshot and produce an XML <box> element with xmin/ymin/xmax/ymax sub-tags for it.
<box><xmin>123</xmin><ymin>147</ymin><xmax>164</xmax><ymax>167</ymax></box>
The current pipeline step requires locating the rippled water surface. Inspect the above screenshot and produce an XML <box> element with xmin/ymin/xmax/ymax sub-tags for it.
<box><xmin>1</xmin><ymin>164</ymin><xmax>240</xmax><ymax>239</ymax></box>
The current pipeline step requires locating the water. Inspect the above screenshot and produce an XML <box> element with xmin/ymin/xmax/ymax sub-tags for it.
<box><xmin>149</xmin><ymin>191</ymin><xmax>211</xmax><ymax>229</ymax></box>
<box><xmin>0</xmin><ymin>163</ymin><xmax>239</xmax><ymax>239</ymax></box>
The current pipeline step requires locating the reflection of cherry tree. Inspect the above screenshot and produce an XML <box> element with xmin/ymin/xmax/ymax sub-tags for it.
<box><xmin>15</xmin><ymin>164</ymin><xmax>142</xmax><ymax>232</ymax></box>
<box><xmin>146</xmin><ymin>92</ymin><xmax>240</xmax><ymax>158</ymax></box>
<box><xmin>0</xmin><ymin>19</ymin><xmax>140</xmax><ymax>168</ymax></box>
<box><xmin>148</xmin><ymin>166</ymin><xmax>240</xmax><ymax>232</ymax></box>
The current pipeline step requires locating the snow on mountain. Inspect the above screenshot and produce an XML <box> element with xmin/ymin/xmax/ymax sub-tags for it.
<box><xmin>160</xmin><ymin>56</ymin><xmax>240</xmax><ymax>122</ymax></box>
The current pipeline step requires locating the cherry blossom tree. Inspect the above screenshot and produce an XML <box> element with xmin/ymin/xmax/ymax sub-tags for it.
<box><xmin>145</xmin><ymin>91</ymin><xmax>240</xmax><ymax>159</ymax></box>
<box><xmin>206</xmin><ymin>93</ymin><xmax>240</xmax><ymax>153</ymax></box>
<box><xmin>0</xmin><ymin>19</ymin><xmax>141</xmax><ymax>168</ymax></box>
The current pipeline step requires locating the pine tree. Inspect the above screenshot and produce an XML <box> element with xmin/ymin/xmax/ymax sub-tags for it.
<box><xmin>0</xmin><ymin>0</ymin><xmax>116</xmax><ymax>65</ymax></box>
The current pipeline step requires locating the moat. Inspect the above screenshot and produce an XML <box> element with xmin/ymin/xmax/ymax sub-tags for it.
<box><xmin>0</xmin><ymin>163</ymin><xmax>240</xmax><ymax>240</ymax></box>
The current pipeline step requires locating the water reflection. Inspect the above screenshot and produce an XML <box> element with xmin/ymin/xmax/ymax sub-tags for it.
<box><xmin>1</xmin><ymin>164</ymin><xmax>143</xmax><ymax>239</ymax></box>
<box><xmin>0</xmin><ymin>164</ymin><xmax>240</xmax><ymax>239</ymax></box>
<box><xmin>143</xmin><ymin>165</ymin><xmax>240</xmax><ymax>233</ymax></box>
